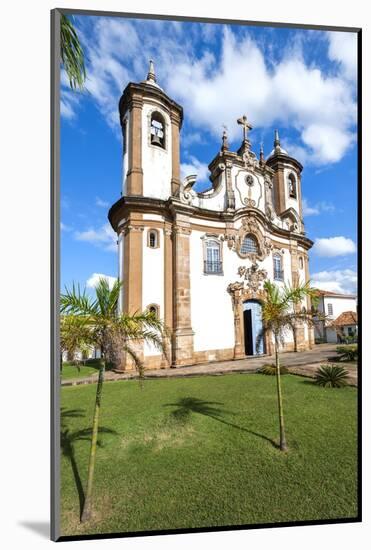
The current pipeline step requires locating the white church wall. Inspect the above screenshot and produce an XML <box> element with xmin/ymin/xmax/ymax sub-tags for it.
<box><xmin>142</xmin><ymin>227</ymin><xmax>164</xmax><ymax>356</ymax></box>
<box><xmin>142</xmin><ymin>102</ymin><xmax>172</xmax><ymax>200</ymax></box>
<box><xmin>122</xmin><ymin>110</ymin><xmax>131</xmax><ymax>195</ymax></box>
<box><xmin>192</xmin><ymin>179</ymin><xmax>226</xmax><ymax>211</ymax></box>
<box><xmin>190</xmin><ymin>231</ymin><xmax>235</xmax><ymax>352</ymax></box>
<box><xmin>232</xmin><ymin>167</ymin><xmax>266</xmax><ymax>213</ymax></box>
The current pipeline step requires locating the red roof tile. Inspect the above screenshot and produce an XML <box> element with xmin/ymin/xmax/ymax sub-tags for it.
<box><xmin>331</xmin><ymin>311</ymin><xmax>358</xmax><ymax>327</ymax></box>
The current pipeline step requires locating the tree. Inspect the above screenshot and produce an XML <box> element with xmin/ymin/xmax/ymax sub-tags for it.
<box><xmin>61</xmin><ymin>278</ymin><xmax>167</xmax><ymax>522</ymax></box>
<box><xmin>260</xmin><ymin>280</ymin><xmax>318</xmax><ymax>451</ymax></box>
<box><xmin>60</xmin><ymin>14</ymin><xmax>86</xmax><ymax>90</ymax></box>
<box><xmin>60</xmin><ymin>314</ymin><xmax>94</xmax><ymax>369</ymax></box>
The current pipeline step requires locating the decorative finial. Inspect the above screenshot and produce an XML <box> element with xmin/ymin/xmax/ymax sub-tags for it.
<box><xmin>259</xmin><ymin>142</ymin><xmax>265</xmax><ymax>163</ymax></box>
<box><xmin>147</xmin><ymin>59</ymin><xmax>156</xmax><ymax>83</ymax></box>
<box><xmin>274</xmin><ymin>129</ymin><xmax>280</xmax><ymax>148</ymax></box>
<box><xmin>221</xmin><ymin>125</ymin><xmax>229</xmax><ymax>152</ymax></box>
<box><xmin>237</xmin><ymin>115</ymin><xmax>253</xmax><ymax>143</ymax></box>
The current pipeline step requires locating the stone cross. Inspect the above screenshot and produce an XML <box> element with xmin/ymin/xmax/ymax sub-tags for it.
<box><xmin>237</xmin><ymin>115</ymin><xmax>253</xmax><ymax>141</ymax></box>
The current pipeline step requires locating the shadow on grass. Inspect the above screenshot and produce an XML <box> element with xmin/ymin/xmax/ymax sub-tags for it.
<box><xmin>61</xmin><ymin>408</ymin><xmax>118</xmax><ymax>516</ymax></box>
<box><xmin>164</xmin><ymin>397</ymin><xmax>279</xmax><ymax>449</ymax></box>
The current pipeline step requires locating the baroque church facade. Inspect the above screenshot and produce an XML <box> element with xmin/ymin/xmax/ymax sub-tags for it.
<box><xmin>108</xmin><ymin>62</ymin><xmax>315</xmax><ymax>370</ymax></box>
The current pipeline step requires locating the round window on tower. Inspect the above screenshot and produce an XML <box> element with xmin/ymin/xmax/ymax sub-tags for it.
<box><xmin>150</xmin><ymin>112</ymin><xmax>166</xmax><ymax>148</ymax></box>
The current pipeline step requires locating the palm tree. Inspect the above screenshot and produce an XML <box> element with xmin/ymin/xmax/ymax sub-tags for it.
<box><xmin>260</xmin><ymin>280</ymin><xmax>318</xmax><ymax>451</ymax></box>
<box><xmin>60</xmin><ymin>314</ymin><xmax>95</xmax><ymax>370</ymax></box>
<box><xmin>61</xmin><ymin>277</ymin><xmax>167</xmax><ymax>522</ymax></box>
<box><xmin>60</xmin><ymin>14</ymin><xmax>86</xmax><ymax>90</ymax></box>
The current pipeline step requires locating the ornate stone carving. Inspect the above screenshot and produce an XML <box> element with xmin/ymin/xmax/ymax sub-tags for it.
<box><xmin>173</xmin><ymin>226</ymin><xmax>192</xmax><ymax>236</ymax></box>
<box><xmin>264</xmin><ymin>177</ymin><xmax>276</xmax><ymax>221</ymax></box>
<box><xmin>124</xmin><ymin>224</ymin><xmax>145</xmax><ymax>235</ymax></box>
<box><xmin>237</xmin><ymin>262</ymin><xmax>267</xmax><ymax>294</ymax></box>
<box><xmin>242</xmin><ymin>151</ymin><xmax>259</xmax><ymax>169</ymax></box>
<box><xmin>234</xmin><ymin>215</ymin><xmax>270</xmax><ymax>261</ymax></box>
<box><xmin>244</xmin><ymin>197</ymin><xmax>256</xmax><ymax>207</ymax></box>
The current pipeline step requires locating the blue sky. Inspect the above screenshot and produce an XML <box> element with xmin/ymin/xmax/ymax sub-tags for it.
<box><xmin>60</xmin><ymin>15</ymin><xmax>358</xmax><ymax>295</ymax></box>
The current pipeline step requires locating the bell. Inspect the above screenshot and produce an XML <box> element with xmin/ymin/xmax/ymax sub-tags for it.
<box><xmin>151</xmin><ymin>133</ymin><xmax>162</xmax><ymax>145</ymax></box>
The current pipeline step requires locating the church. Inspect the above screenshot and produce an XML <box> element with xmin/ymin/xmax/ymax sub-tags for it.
<box><xmin>108</xmin><ymin>61</ymin><xmax>315</xmax><ymax>370</ymax></box>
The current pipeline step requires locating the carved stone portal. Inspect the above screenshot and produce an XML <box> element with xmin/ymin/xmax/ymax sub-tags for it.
<box><xmin>227</xmin><ymin>279</ymin><xmax>271</xmax><ymax>359</ymax></box>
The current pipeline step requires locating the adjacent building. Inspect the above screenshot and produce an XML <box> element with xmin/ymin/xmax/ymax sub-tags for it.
<box><xmin>313</xmin><ymin>290</ymin><xmax>358</xmax><ymax>343</ymax></box>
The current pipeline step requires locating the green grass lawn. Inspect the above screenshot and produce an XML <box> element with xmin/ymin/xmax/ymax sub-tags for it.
<box><xmin>60</xmin><ymin>373</ymin><xmax>358</xmax><ymax>536</ymax></box>
<box><xmin>61</xmin><ymin>362</ymin><xmax>99</xmax><ymax>380</ymax></box>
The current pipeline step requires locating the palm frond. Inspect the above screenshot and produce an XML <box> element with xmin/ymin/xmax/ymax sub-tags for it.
<box><xmin>60</xmin><ymin>14</ymin><xmax>86</xmax><ymax>90</ymax></box>
<box><xmin>60</xmin><ymin>282</ymin><xmax>98</xmax><ymax>316</ymax></box>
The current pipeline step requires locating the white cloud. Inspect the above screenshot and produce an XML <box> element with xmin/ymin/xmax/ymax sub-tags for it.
<box><xmin>72</xmin><ymin>20</ymin><xmax>357</xmax><ymax>167</ymax></box>
<box><xmin>302</xmin><ymin>198</ymin><xmax>335</xmax><ymax>216</ymax></box>
<box><xmin>180</xmin><ymin>156</ymin><xmax>210</xmax><ymax>186</ymax></box>
<box><xmin>311</xmin><ymin>268</ymin><xmax>357</xmax><ymax>295</ymax></box>
<box><xmin>60</xmin><ymin>222</ymin><xmax>72</xmax><ymax>232</ymax></box>
<box><xmin>74</xmin><ymin>222</ymin><xmax>117</xmax><ymax>252</ymax></box>
<box><xmin>60</xmin><ymin>88</ymin><xmax>81</xmax><ymax>120</ymax></box>
<box><xmin>95</xmin><ymin>196</ymin><xmax>109</xmax><ymax>208</ymax></box>
<box><xmin>312</xmin><ymin>236</ymin><xmax>356</xmax><ymax>257</ymax></box>
<box><xmin>86</xmin><ymin>273</ymin><xmax>117</xmax><ymax>290</ymax></box>
<box><xmin>327</xmin><ymin>31</ymin><xmax>357</xmax><ymax>81</ymax></box>
<box><xmin>302</xmin><ymin>199</ymin><xmax>319</xmax><ymax>216</ymax></box>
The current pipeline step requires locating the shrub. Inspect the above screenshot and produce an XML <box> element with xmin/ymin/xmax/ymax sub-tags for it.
<box><xmin>258</xmin><ymin>363</ymin><xmax>289</xmax><ymax>375</ymax></box>
<box><xmin>314</xmin><ymin>364</ymin><xmax>349</xmax><ymax>388</ymax></box>
<box><xmin>336</xmin><ymin>344</ymin><xmax>358</xmax><ymax>362</ymax></box>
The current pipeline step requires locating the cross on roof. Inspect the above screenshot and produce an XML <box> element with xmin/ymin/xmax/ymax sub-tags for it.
<box><xmin>237</xmin><ymin>115</ymin><xmax>253</xmax><ymax>141</ymax></box>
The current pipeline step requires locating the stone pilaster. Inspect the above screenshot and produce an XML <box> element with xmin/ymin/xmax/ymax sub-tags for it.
<box><xmin>290</xmin><ymin>239</ymin><xmax>306</xmax><ymax>351</ymax></box>
<box><xmin>273</xmin><ymin>166</ymin><xmax>286</xmax><ymax>215</ymax></box>
<box><xmin>172</xmin><ymin>215</ymin><xmax>194</xmax><ymax>366</ymax></box>
<box><xmin>162</xmin><ymin>223</ymin><xmax>173</xmax><ymax>366</ymax></box>
<box><xmin>119</xmin><ymin>214</ymin><xmax>144</xmax><ymax>371</ymax></box>
<box><xmin>304</xmin><ymin>252</ymin><xmax>315</xmax><ymax>348</ymax></box>
<box><xmin>126</xmin><ymin>94</ymin><xmax>143</xmax><ymax>196</ymax></box>
<box><xmin>170</xmin><ymin>110</ymin><xmax>181</xmax><ymax>196</ymax></box>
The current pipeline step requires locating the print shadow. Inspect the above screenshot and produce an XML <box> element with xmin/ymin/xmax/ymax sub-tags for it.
<box><xmin>60</xmin><ymin>408</ymin><xmax>117</xmax><ymax>516</ymax></box>
<box><xmin>164</xmin><ymin>397</ymin><xmax>279</xmax><ymax>449</ymax></box>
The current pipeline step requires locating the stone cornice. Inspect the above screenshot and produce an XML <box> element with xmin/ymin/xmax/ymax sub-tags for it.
<box><xmin>108</xmin><ymin>195</ymin><xmax>313</xmax><ymax>250</ymax></box>
<box><xmin>119</xmin><ymin>82</ymin><xmax>183</xmax><ymax>128</ymax></box>
<box><xmin>266</xmin><ymin>152</ymin><xmax>303</xmax><ymax>173</ymax></box>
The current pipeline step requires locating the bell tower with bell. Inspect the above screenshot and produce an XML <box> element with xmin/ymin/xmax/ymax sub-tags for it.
<box><xmin>119</xmin><ymin>60</ymin><xmax>183</xmax><ymax>201</ymax></box>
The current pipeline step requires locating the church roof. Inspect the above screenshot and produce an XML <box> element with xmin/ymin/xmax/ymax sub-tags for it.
<box><xmin>141</xmin><ymin>59</ymin><xmax>164</xmax><ymax>91</ymax></box>
<box><xmin>266</xmin><ymin>129</ymin><xmax>289</xmax><ymax>159</ymax></box>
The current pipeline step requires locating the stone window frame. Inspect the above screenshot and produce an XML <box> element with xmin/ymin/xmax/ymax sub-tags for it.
<box><xmin>299</xmin><ymin>256</ymin><xmax>304</xmax><ymax>270</ymax></box>
<box><xmin>147</xmin><ymin>303</ymin><xmax>160</xmax><ymax>319</ymax></box>
<box><xmin>234</xmin><ymin>216</ymin><xmax>270</xmax><ymax>261</ymax></box>
<box><xmin>147</xmin><ymin>228</ymin><xmax>160</xmax><ymax>249</ymax></box>
<box><xmin>273</xmin><ymin>251</ymin><xmax>284</xmax><ymax>281</ymax></box>
<box><xmin>147</xmin><ymin>109</ymin><xmax>169</xmax><ymax>152</ymax></box>
<box><xmin>287</xmin><ymin>172</ymin><xmax>297</xmax><ymax>199</ymax></box>
<box><xmin>201</xmin><ymin>233</ymin><xmax>224</xmax><ymax>276</ymax></box>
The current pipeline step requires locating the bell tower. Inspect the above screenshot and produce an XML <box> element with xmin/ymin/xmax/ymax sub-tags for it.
<box><xmin>266</xmin><ymin>129</ymin><xmax>304</xmax><ymax>223</ymax></box>
<box><xmin>119</xmin><ymin>60</ymin><xmax>183</xmax><ymax>200</ymax></box>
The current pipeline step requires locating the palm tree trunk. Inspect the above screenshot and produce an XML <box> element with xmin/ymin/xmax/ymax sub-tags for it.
<box><xmin>80</xmin><ymin>358</ymin><xmax>105</xmax><ymax>522</ymax></box>
<box><xmin>274</xmin><ymin>334</ymin><xmax>288</xmax><ymax>451</ymax></box>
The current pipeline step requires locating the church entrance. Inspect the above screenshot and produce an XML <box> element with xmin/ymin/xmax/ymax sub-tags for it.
<box><xmin>243</xmin><ymin>300</ymin><xmax>265</xmax><ymax>356</ymax></box>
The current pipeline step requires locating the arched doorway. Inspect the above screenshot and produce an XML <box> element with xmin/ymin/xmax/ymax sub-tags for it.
<box><xmin>243</xmin><ymin>300</ymin><xmax>265</xmax><ymax>355</ymax></box>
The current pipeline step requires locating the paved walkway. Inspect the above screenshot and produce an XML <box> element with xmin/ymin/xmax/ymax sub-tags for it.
<box><xmin>61</xmin><ymin>343</ymin><xmax>357</xmax><ymax>387</ymax></box>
